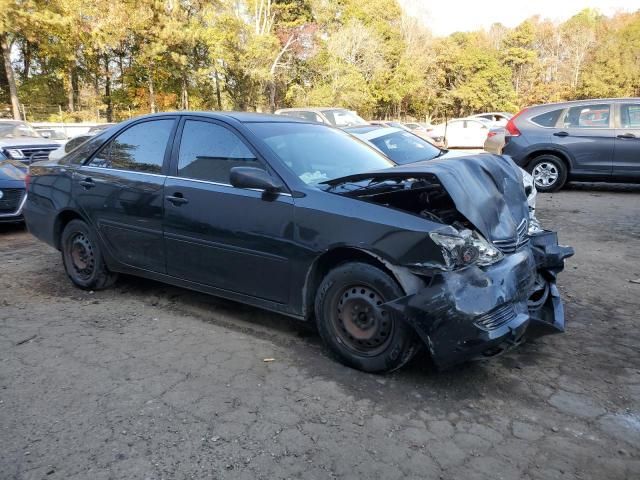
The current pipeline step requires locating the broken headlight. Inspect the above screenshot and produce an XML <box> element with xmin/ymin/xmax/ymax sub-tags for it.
<box><xmin>429</xmin><ymin>230</ymin><xmax>503</xmax><ymax>270</ymax></box>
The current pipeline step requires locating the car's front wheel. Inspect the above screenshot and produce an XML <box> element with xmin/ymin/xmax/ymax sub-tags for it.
<box><xmin>315</xmin><ymin>262</ymin><xmax>419</xmax><ymax>373</ymax></box>
<box><xmin>529</xmin><ymin>154</ymin><xmax>568</xmax><ymax>192</ymax></box>
<box><xmin>61</xmin><ymin>219</ymin><xmax>118</xmax><ymax>290</ymax></box>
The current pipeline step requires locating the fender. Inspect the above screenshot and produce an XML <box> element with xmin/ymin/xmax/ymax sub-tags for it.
<box><xmin>511</xmin><ymin>143</ymin><xmax>576</xmax><ymax>171</ymax></box>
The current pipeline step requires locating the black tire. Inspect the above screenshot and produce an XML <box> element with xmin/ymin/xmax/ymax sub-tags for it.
<box><xmin>528</xmin><ymin>154</ymin><xmax>568</xmax><ymax>192</ymax></box>
<box><xmin>61</xmin><ymin>219</ymin><xmax>118</xmax><ymax>290</ymax></box>
<box><xmin>315</xmin><ymin>262</ymin><xmax>420</xmax><ymax>373</ymax></box>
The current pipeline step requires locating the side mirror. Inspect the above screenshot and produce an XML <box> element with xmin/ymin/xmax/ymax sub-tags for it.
<box><xmin>230</xmin><ymin>166</ymin><xmax>283</xmax><ymax>193</ymax></box>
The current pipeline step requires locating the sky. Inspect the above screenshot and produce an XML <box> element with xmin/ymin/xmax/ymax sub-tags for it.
<box><xmin>398</xmin><ymin>0</ymin><xmax>640</xmax><ymax>36</ymax></box>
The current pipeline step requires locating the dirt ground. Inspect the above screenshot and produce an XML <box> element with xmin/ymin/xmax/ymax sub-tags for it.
<box><xmin>1</xmin><ymin>183</ymin><xmax>639</xmax><ymax>480</ymax></box>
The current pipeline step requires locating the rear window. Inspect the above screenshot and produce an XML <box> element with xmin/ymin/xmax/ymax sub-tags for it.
<box><xmin>562</xmin><ymin>104</ymin><xmax>611</xmax><ymax>128</ymax></box>
<box><xmin>531</xmin><ymin>109</ymin><xmax>563</xmax><ymax>127</ymax></box>
<box><xmin>620</xmin><ymin>104</ymin><xmax>640</xmax><ymax>128</ymax></box>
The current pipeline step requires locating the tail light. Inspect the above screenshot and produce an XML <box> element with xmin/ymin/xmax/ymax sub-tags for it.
<box><xmin>487</xmin><ymin>131</ymin><xmax>497</xmax><ymax>138</ymax></box>
<box><xmin>505</xmin><ymin>108</ymin><xmax>528</xmax><ymax>137</ymax></box>
<box><xmin>24</xmin><ymin>173</ymin><xmax>31</xmax><ymax>192</ymax></box>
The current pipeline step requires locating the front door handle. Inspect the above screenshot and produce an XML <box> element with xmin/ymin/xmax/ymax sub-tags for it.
<box><xmin>617</xmin><ymin>133</ymin><xmax>636</xmax><ymax>139</ymax></box>
<box><xmin>553</xmin><ymin>131</ymin><xmax>569</xmax><ymax>137</ymax></box>
<box><xmin>79</xmin><ymin>177</ymin><xmax>95</xmax><ymax>189</ymax></box>
<box><xmin>166</xmin><ymin>193</ymin><xmax>189</xmax><ymax>206</ymax></box>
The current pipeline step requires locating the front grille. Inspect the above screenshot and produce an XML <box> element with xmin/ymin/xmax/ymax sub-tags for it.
<box><xmin>474</xmin><ymin>303</ymin><xmax>517</xmax><ymax>331</ymax></box>
<box><xmin>0</xmin><ymin>188</ymin><xmax>25</xmax><ymax>214</ymax></box>
<box><xmin>493</xmin><ymin>219</ymin><xmax>529</xmax><ymax>253</ymax></box>
<box><xmin>19</xmin><ymin>147</ymin><xmax>58</xmax><ymax>163</ymax></box>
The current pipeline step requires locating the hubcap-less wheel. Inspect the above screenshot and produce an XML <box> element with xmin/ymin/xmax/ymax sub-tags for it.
<box><xmin>532</xmin><ymin>162</ymin><xmax>559</xmax><ymax>188</ymax></box>
<box><xmin>332</xmin><ymin>285</ymin><xmax>393</xmax><ymax>356</ymax></box>
<box><xmin>68</xmin><ymin>232</ymin><xmax>95</xmax><ymax>281</ymax></box>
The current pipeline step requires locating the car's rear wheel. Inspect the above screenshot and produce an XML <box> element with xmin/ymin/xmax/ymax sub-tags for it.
<box><xmin>529</xmin><ymin>154</ymin><xmax>567</xmax><ymax>192</ymax></box>
<box><xmin>61</xmin><ymin>219</ymin><xmax>117</xmax><ymax>290</ymax></box>
<box><xmin>315</xmin><ymin>262</ymin><xmax>419</xmax><ymax>373</ymax></box>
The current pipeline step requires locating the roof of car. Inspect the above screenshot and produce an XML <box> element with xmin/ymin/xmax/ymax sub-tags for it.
<box><xmin>132</xmin><ymin>111</ymin><xmax>312</xmax><ymax>124</ymax></box>
<box><xmin>275</xmin><ymin>107</ymin><xmax>351</xmax><ymax>113</ymax></box>
<box><xmin>527</xmin><ymin>98</ymin><xmax>640</xmax><ymax>110</ymax></box>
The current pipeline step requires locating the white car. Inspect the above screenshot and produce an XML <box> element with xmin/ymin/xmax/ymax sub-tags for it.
<box><xmin>467</xmin><ymin>112</ymin><xmax>513</xmax><ymax>127</ymax></box>
<box><xmin>431</xmin><ymin>118</ymin><xmax>491</xmax><ymax>149</ymax></box>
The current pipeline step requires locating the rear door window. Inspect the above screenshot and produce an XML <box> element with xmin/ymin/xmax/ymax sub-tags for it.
<box><xmin>177</xmin><ymin>120</ymin><xmax>263</xmax><ymax>184</ymax></box>
<box><xmin>531</xmin><ymin>109</ymin><xmax>564</xmax><ymax>127</ymax></box>
<box><xmin>562</xmin><ymin>104</ymin><xmax>611</xmax><ymax>128</ymax></box>
<box><xmin>88</xmin><ymin>119</ymin><xmax>174</xmax><ymax>173</ymax></box>
<box><xmin>620</xmin><ymin>104</ymin><xmax>640</xmax><ymax>128</ymax></box>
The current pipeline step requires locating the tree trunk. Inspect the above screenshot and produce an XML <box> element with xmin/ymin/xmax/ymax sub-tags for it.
<box><xmin>1</xmin><ymin>33</ymin><xmax>21</xmax><ymax>120</ymax></box>
<box><xmin>67</xmin><ymin>65</ymin><xmax>75</xmax><ymax>112</ymax></box>
<box><xmin>214</xmin><ymin>68</ymin><xmax>222</xmax><ymax>110</ymax></box>
<box><xmin>22</xmin><ymin>41</ymin><xmax>31</xmax><ymax>80</ymax></box>
<box><xmin>104</xmin><ymin>55</ymin><xmax>113</xmax><ymax>122</ymax></box>
<box><xmin>72</xmin><ymin>68</ymin><xmax>79</xmax><ymax>110</ymax></box>
<box><xmin>267</xmin><ymin>79</ymin><xmax>276</xmax><ymax>113</ymax></box>
<box><xmin>148</xmin><ymin>71</ymin><xmax>156</xmax><ymax>113</ymax></box>
<box><xmin>180</xmin><ymin>75</ymin><xmax>189</xmax><ymax>110</ymax></box>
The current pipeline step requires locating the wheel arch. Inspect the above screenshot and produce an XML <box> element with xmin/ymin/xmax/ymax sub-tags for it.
<box><xmin>524</xmin><ymin>148</ymin><xmax>573</xmax><ymax>173</ymax></box>
<box><xmin>301</xmin><ymin>246</ymin><xmax>423</xmax><ymax>320</ymax></box>
<box><xmin>53</xmin><ymin>209</ymin><xmax>87</xmax><ymax>250</ymax></box>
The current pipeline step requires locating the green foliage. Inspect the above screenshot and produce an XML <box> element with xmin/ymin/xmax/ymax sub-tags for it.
<box><xmin>3</xmin><ymin>0</ymin><xmax>640</xmax><ymax>122</ymax></box>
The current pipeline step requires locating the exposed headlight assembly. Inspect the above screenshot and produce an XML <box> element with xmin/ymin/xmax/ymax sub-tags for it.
<box><xmin>429</xmin><ymin>229</ymin><xmax>503</xmax><ymax>270</ymax></box>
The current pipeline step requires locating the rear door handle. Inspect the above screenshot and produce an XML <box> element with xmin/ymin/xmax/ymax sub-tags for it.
<box><xmin>166</xmin><ymin>193</ymin><xmax>189</xmax><ymax>206</ymax></box>
<box><xmin>617</xmin><ymin>133</ymin><xmax>636</xmax><ymax>139</ymax></box>
<box><xmin>79</xmin><ymin>177</ymin><xmax>95</xmax><ymax>189</ymax></box>
<box><xmin>553</xmin><ymin>131</ymin><xmax>569</xmax><ymax>137</ymax></box>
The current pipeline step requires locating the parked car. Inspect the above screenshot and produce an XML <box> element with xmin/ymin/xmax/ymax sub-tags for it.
<box><xmin>347</xmin><ymin>125</ymin><xmax>538</xmax><ymax>223</ymax></box>
<box><xmin>0</xmin><ymin>159</ymin><xmax>28</xmax><ymax>223</ymax></box>
<box><xmin>484</xmin><ymin>127</ymin><xmax>506</xmax><ymax>154</ymax></box>
<box><xmin>502</xmin><ymin>98</ymin><xmax>640</xmax><ymax>191</ymax></box>
<box><xmin>468</xmin><ymin>112</ymin><xmax>513</xmax><ymax>127</ymax></box>
<box><xmin>347</xmin><ymin>125</ymin><xmax>453</xmax><ymax>163</ymax></box>
<box><xmin>49</xmin><ymin>124</ymin><xmax>116</xmax><ymax>162</ymax></box>
<box><xmin>34</xmin><ymin>127</ymin><xmax>69</xmax><ymax>140</ymax></box>
<box><xmin>0</xmin><ymin>120</ymin><xmax>62</xmax><ymax>164</ymax></box>
<box><xmin>431</xmin><ymin>118</ymin><xmax>491</xmax><ymax>148</ymax></box>
<box><xmin>24</xmin><ymin>112</ymin><xmax>572</xmax><ymax>373</ymax></box>
<box><xmin>274</xmin><ymin>107</ymin><xmax>368</xmax><ymax>127</ymax></box>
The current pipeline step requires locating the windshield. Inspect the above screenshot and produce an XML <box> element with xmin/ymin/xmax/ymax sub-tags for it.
<box><xmin>367</xmin><ymin>130</ymin><xmax>441</xmax><ymax>165</ymax></box>
<box><xmin>322</xmin><ymin>110</ymin><xmax>368</xmax><ymax>127</ymax></box>
<box><xmin>0</xmin><ymin>121</ymin><xmax>42</xmax><ymax>139</ymax></box>
<box><xmin>247</xmin><ymin>122</ymin><xmax>395</xmax><ymax>185</ymax></box>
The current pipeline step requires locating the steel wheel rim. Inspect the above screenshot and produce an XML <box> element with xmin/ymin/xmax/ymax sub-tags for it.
<box><xmin>533</xmin><ymin>162</ymin><xmax>559</xmax><ymax>188</ymax></box>
<box><xmin>331</xmin><ymin>284</ymin><xmax>393</xmax><ymax>356</ymax></box>
<box><xmin>68</xmin><ymin>232</ymin><xmax>95</xmax><ymax>280</ymax></box>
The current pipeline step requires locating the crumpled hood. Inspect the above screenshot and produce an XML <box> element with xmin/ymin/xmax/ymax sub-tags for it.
<box><xmin>326</xmin><ymin>154</ymin><xmax>529</xmax><ymax>242</ymax></box>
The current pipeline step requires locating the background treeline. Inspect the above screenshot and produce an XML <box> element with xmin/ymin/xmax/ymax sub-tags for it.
<box><xmin>0</xmin><ymin>0</ymin><xmax>639</xmax><ymax>122</ymax></box>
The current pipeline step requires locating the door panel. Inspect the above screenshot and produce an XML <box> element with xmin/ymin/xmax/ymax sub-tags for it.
<box><xmin>163</xmin><ymin>179</ymin><xmax>294</xmax><ymax>303</ymax></box>
<box><xmin>163</xmin><ymin>118</ymin><xmax>294</xmax><ymax>303</ymax></box>
<box><xmin>613</xmin><ymin>103</ymin><xmax>640</xmax><ymax>179</ymax></box>
<box><xmin>552</xmin><ymin>103</ymin><xmax>614</xmax><ymax>175</ymax></box>
<box><xmin>74</xmin><ymin>167</ymin><xmax>167</xmax><ymax>272</ymax></box>
<box><xmin>73</xmin><ymin>118</ymin><xmax>175</xmax><ymax>272</ymax></box>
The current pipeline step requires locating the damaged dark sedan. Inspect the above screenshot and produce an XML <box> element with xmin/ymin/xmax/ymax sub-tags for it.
<box><xmin>24</xmin><ymin>113</ymin><xmax>574</xmax><ymax>373</ymax></box>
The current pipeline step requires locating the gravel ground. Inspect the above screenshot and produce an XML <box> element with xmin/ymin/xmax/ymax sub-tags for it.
<box><xmin>1</xmin><ymin>183</ymin><xmax>639</xmax><ymax>480</ymax></box>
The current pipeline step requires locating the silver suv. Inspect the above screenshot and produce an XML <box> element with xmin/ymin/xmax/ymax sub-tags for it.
<box><xmin>502</xmin><ymin>98</ymin><xmax>640</xmax><ymax>191</ymax></box>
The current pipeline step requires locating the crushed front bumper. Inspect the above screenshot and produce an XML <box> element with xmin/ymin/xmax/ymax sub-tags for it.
<box><xmin>384</xmin><ymin>231</ymin><xmax>574</xmax><ymax>369</ymax></box>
